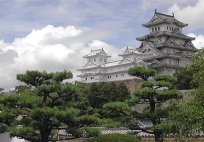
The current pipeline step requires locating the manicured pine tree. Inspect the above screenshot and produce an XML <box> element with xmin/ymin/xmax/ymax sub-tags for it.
<box><xmin>128</xmin><ymin>66</ymin><xmax>182</xmax><ymax>142</ymax></box>
<box><xmin>0</xmin><ymin>70</ymin><xmax>100</xmax><ymax>142</ymax></box>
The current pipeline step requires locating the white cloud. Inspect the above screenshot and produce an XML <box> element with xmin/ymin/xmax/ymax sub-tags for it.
<box><xmin>188</xmin><ymin>33</ymin><xmax>204</xmax><ymax>49</ymax></box>
<box><xmin>0</xmin><ymin>25</ymin><xmax>122</xmax><ymax>90</ymax></box>
<box><xmin>168</xmin><ymin>0</ymin><xmax>204</xmax><ymax>29</ymax></box>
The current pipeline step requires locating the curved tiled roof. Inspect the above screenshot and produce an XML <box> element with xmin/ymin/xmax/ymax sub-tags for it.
<box><xmin>136</xmin><ymin>30</ymin><xmax>195</xmax><ymax>41</ymax></box>
<box><xmin>142</xmin><ymin>11</ymin><xmax>188</xmax><ymax>28</ymax></box>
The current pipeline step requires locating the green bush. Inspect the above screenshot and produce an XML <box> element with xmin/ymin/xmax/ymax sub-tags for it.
<box><xmin>70</xmin><ymin>127</ymin><xmax>100</xmax><ymax>138</ymax></box>
<box><xmin>84</xmin><ymin>134</ymin><xmax>140</xmax><ymax>142</ymax></box>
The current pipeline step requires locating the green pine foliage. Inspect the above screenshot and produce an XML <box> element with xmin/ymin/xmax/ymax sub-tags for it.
<box><xmin>128</xmin><ymin>66</ymin><xmax>182</xmax><ymax>142</ymax></box>
<box><xmin>102</xmin><ymin>102</ymin><xmax>131</xmax><ymax>123</ymax></box>
<box><xmin>128</xmin><ymin>66</ymin><xmax>156</xmax><ymax>80</ymax></box>
<box><xmin>0</xmin><ymin>70</ymin><xmax>100</xmax><ymax>142</ymax></box>
<box><xmin>174</xmin><ymin>68</ymin><xmax>198</xmax><ymax>90</ymax></box>
<box><xmin>86</xmin><ymin>82</ymin><xmax>130</xmax><ymax>109</ymax></box>
<box><xmin>169</xmin><ymin>49</ymin><xmax>204</xmax><ymax>138</ymax></box>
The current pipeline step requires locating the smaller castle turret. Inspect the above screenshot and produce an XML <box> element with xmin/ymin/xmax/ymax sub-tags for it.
<box><xmin>83</xmin><ymin>48</ymin><xmax>111</xmax><ymax>66</ymax></box>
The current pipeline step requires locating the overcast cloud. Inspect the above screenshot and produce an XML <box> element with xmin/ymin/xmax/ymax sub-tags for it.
<box><xmin>0</xmin><ymin>25</ymin><xmax>124</xmax><ymax>90</ymax></box>
<box><xmin>0</xmin><ymin>0</ymin><xmax>204</xmax><ymax>90</ymax></box>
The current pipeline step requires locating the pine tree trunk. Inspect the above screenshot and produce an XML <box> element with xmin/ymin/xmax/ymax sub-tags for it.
<box><xmin>154</xmin><ymin>132</ymin><xmax>163</xmax><ymax>142</ymax></box>
<box><xmin>40</xmin><ymin>128</ymin><xmax>50</xmax><ymax>142</ymax></box>
<box><xmin>40</xmin><ymin>121</ymin><xmax>51</xmax><ymax>142</ymax></box>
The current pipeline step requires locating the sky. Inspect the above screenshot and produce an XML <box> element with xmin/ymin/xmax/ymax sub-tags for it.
<box><xmin>0</xmin><ymin>0</ymin><xmax>204</xmax><ymax>90</ymax></box>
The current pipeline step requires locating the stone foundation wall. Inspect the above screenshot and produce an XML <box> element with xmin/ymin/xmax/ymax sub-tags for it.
<box><xmin>112</xmin><ymin>79</ymin><xmax>143</xmax><ymax>92</ymax></box>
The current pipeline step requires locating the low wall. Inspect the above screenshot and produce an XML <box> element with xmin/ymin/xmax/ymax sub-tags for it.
<box><xmin>112</xmin><ymin>79</ymin><xmax>143</xmax><ymax>92</ymax></box>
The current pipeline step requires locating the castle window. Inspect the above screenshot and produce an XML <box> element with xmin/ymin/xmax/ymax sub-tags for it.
<box><xmin>116</xmin><ymin>75</ymin><xmax>118</xmax><ymax>77</ymax></box>
<box><xmin>167</xmin><ymin>26</ymin><xmax>169</xmax><ymax>30</ymax></box>
<box><xmin>121</xmin><ymin>74</ymin><xmax>124</xmax><ymax>77</ymax></box>
<box><xmin>158</xmin><ymin>27</ymin><xmax>160</xmax><ymax>30</ymax></box>
<box><xmin>94</xmin><ymin>58</ymin><xmax>96</xmax><ymax>62</ymax></box>
<box><xmin>155</xmin><ymin>27</ymin><xmax>157</xmax><ymax>31</ymax></box>
<box><xmin>174</xmin><ymin>59</ymin><xmax>179</xmax><ymax>65</ymax></box>
<box><xmin>91</xmin><ymin>77</ymin><xmax>94</xmax><ymax>80</ymax></box>
<box><xmin>167</xmin><ymin>48</ymin><xmax>170</xmax><ymax>53</ymax></box>
<box><xmin>85</xmin><ymin>78</ymin><xmax>87</xmax><ymax>80</ymax></box>
<box><xmin>152</xmin><ymin>28</ymin><xmax>154</xmax><ymax>32</ymax></box>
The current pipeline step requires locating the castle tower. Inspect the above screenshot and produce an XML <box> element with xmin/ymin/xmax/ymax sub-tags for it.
<box><xmin>136</xmin><ymin>10</ymin><xmax>197</xmax><ymax>74</ymax></box>
<box><xmin>78</xmin><ymin>48</ymin><xmax>111</xmax><ymax>83</ymax></box>
<box><xmin>78</xmin><ymin>11</ymin><xmax>197</xmax><ymax>83</ymax></box>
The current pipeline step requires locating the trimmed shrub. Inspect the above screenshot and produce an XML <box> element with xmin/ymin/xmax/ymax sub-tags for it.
<box><xmin>72</xmin><ymin>127</ymin><xmax>100</xmax><ymax>138</ymax></box>
<box><xmin>84</xmin><ymin>134</ymin><xmax>140</xmax><ymax>142</ymax></box>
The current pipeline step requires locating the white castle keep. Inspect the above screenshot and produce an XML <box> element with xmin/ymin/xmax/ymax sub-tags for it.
<box><xmin>78</xmin><ymin>11</ymin><xmax>197</xmax><ymax>83</ymax></box>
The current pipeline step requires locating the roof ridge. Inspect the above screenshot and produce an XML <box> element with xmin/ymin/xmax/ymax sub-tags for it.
<box><xmin>156</xmin><ymin>11</ymin><xmax>174</xmax><ymax>18</ymax></box>
<box><xmin>91</xmin><ymin>48</ymin><xmax>103</xmax><ymax>52</ymax></box>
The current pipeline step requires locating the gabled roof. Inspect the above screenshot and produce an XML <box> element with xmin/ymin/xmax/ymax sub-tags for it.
<box><xmin>172</xmin><ymin>30</ymin><xmax>195</xmax><ymax>40</ymax></box>
<box><xmin>147</xmin><ymin>59</ymin><xmax>166</xmax><ymax>68</ymax></box>
<box><xmin>153</xmin><ymin>37</ymin><xmax>197</xmax><ymax>51</ymax></box>
<box><xmin>119</xmin><ymin>46</ymin><xmax>142</xmax><ymax>56</ymax></box>
<box><xmin>184</xmin><ymin>41</ymin><xmax>197</xmax><ymax>49</ymax></box>
<box><xmin>119</xmin><ymin>57</ymin><xmax>133</xmax><ymax>64</ymax></box>
<box><xmin>83</xmin><ymin>48</ymin><xmax>111</xmax><ymax>58</ymax></box>
<box><xmin>80</xmin><ymin>60</ymin><xmax>99</xmax><ymax>70</ymax></box>
<box><xmin>138</xmin><ymin>41</ymin><xmax>163</xmax><ymax>56</ymax></box>
<box><xmin>136</xmin><ymin>30</ymin><xmax>195</xmax><ymax>41</ymax></box>
<box><xmin>142</xmin><ymin>10</ymin><xmax>188</xmax><ymax>28</ymax></box>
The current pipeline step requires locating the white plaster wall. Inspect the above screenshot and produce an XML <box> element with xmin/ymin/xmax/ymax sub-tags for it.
<box><xmin>175</xmin><ymin>38</ymin><xmax>184</xmax><ymax>45</ymax></box>
<box><xmin>103</xmin><ymin>72</ymin><xmax>137</xmax><ymax>82</ymax></box>
<box><xmin>179</xmin><ymin>58</ymin><xmax>191</xmax><ymax>67</ymax></box>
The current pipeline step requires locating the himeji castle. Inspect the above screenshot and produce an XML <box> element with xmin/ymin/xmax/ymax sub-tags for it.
<box><xmin>78</xmin><ymin>10</ymin><xmax>197</xmax><ymax>83</ymax></box>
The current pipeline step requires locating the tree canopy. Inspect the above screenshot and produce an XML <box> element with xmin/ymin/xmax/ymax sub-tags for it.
<box><xmin>170</xmin><ymin>49</ymin><xmax>204</xmax><ymax>138</ymax></box>
<box><xmin>86</xmin><ymin>82</ymin><xmax>130</xmax><ymax>109</ymax></box>
<box><xmin>0</xmin><ymin>70</ymin><xmax>100</xmax><ymax>142</ymax></box>
<box><xmin>128</xmin><ymin>66</ymin><xmax>156</xmax><ymax>81</ymax></box>
<box><xmin>128</xmin><ymin>66</ymin><xmax>182</xmax><ymax>142</ymax></box>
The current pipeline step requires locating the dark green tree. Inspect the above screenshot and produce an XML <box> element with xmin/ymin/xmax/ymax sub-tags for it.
<box><xmin>128</xmin><ymin>66</ymin><xmax>182</xmax><ymax>142</ymax></box>
<box><xmin>0</xmin><ymin>88</ymin><xmax>13</xmax><ymax>133</ymax></box>
<box><xmin>100</xmin><ymin>101</ymin><xmax>132</xmax><ymax>128</ymax></box>
<box><xmin>87</xmin><ymin>82</ymin><xmax>129</xmax><ymax>109</ymax></box>
<box><xmin>173</xmin><ymin>67</ymin><xmax>198</xmax><ymax>90</ymax></box>
<box><xmin>170</xmin><ymin>49</ymin><xmax>204</xmax><ymax>138</ymax></box>
<box><xmin>0</xmin><ymin>70</ymin><xmax>100</xmax><ymax>142</ymax></box>
<box><xmin>77</xmin><ymin>82</ymin><xmax>130</xmax><ymax>128</ymax></box>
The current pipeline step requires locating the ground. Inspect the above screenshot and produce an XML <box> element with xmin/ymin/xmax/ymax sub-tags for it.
<box><xmin>61</xmin><ymin>137</ymin><xmax>204</xmax><ymax>142</ymax></box>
